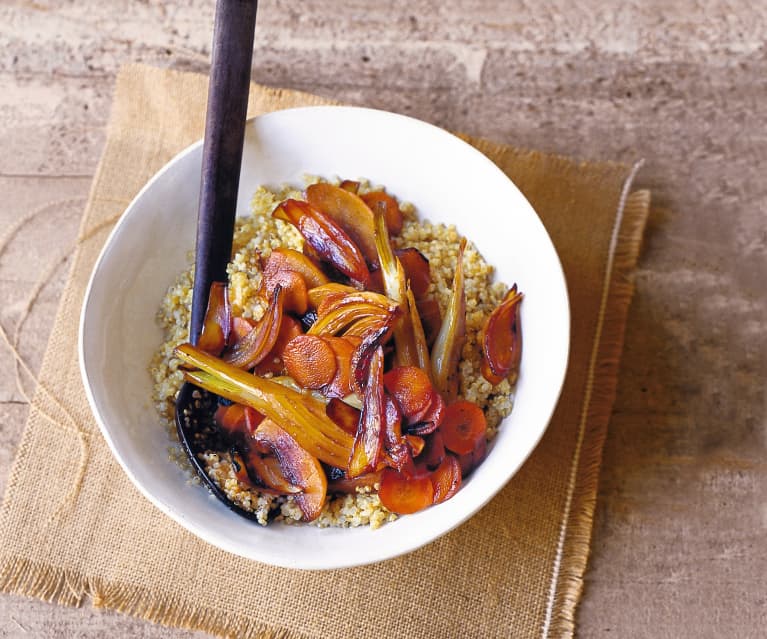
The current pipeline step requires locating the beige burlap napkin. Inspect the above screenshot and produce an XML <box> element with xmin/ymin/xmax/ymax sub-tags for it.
<box><xmin>0</xmin><ymin>64</ymin><xmax>649</xmax><ymax>638</ymax></box>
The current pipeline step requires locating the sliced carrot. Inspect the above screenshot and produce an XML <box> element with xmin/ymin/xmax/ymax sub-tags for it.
<box><xmin>441</xmin><ymin>400</ymin><xmax>487</xmax><ymax>455</ymax></box>
<box><xmin>360</xmin><ymin>191</ymin><xmax>403</xmax><ymax>236</ymax></box>
<box><xmin>198</xmin><ymin>282</ymin><xmax>231</xmax><ymax>355</ymax></box>
<box><xmin>431</xmin><ymin>454</ymin><xmax>462</xmax><ymax>504</ymax></box>
<box><xmin>253</xmin><ymin>315</ymin><xmax>304</xmax><ymax>376</ymax></box>
<box><xmin>323</xmin><ymin>336</ymin><xmax>357</xmax><ymax>399</ymax></box>
<box><xmin>339</xmin><ymin>179</ymin><xmax>360</xmax><ymax>193</ymax></box>
<box><xmin>214</xmin><ymin>403</ymin><xmax>247</xmax><ymax>435</ymax></box>
<box><xmin>214</xmin><ymin>403</ymin><xmax>263</xmax><ymax>438</ymax></box>
<box><xmin>378</xmin><ymin>468</ymin><xmax>434</xmax><ymax>514</ymax></box>
<box><xmin>383</xmin><ymin>366</ymin><xmax>434</xmax><ymax>424</ymax></box>
<box><xmin>282</xmin><ymin>334</ymin><xmax>337</xmax><ymax>390</ymax></box>
<box><xmin>325</xmin><ymin>397</ymin><xmax>361</xmax><ymax>435</ymax></box>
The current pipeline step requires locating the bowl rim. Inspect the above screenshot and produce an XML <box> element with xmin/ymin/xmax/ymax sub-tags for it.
<box><xmin>79</xmin><ymin>104</ymin><xmax>570</xmax><ymax>569</ymax></box>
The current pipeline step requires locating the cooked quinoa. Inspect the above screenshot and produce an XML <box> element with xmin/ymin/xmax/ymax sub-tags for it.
<box><xmin>149</xmin><ymin>177</ymin><xmax>515</xmax><ymax>528</ymax></box>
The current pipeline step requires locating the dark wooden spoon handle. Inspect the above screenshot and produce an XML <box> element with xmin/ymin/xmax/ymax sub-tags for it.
<box><xmin>190</xmin><ymin>0</ymin><xmax>258</xmax><ymax>345</ymax></box>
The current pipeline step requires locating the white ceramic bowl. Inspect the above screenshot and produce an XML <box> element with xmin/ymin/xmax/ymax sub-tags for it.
<box><xmin>79</xmin><ymin>106</ymin><xmax>569</xmax><ymax>570</ymax></box>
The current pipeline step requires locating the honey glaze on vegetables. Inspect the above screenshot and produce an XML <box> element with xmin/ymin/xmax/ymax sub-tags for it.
<box><xmin>155</xmin><ymin>178</ymin><xmax>522</xmax><ymax>528</ymax></box>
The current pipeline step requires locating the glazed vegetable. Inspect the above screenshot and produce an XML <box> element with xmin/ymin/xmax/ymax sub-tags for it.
<box><xmin>198</xmin><ymin>281</ymin><xmax>231</xmax><ymax>355</ymax></box>
<box><xmin>305</xmin><ymin>182</ymin><xmax>379</xmax><ymax>266</ymax></box>
<box><xmin>440</xmin><ymin>400</ymin><xmax>487</xmax><ymax>455</ymax></box>
<box><xmin>374</xmin><ymin>208</ymin><xmax>425</xmax><ymax>368</ymax></box>
<box><xmin>253</xmin><ymin>418</ymin><xmax>328</xmax><ymax>521</ymax></box>
<box><xmin>348</xmin><ymin>346</ymin><xmax>385</xmax><ymax>477</ymax></box>
<box><xmin>171</xmin><ymin>178</ymin><xmax>524</xmax><ymax>524</ymax></box>
<box><xmin>430</xmin><ymin>238</ymin><xmax>467</xmax><ymax>399</ymax></box>
<box><xmin>378</xmin><ymin>468</ymin><xmax>434</xmax><ymax>514</ymax></box>
<box><xmin>273</xmin><ymin>198</ymin><xmax>370</xmax><ymax>288</ymax></box>
<box><xmin>262</xmin><ymin>247</ymin><xmax>330</xmax><ymax>289</ymax></box>
<box><xmin>480</xmin><ymin>284</ymin><xmax>523</xmax><ymax>385</ymax></box>
<box><xmin>431</xmin><ymin>454</ymin><xmax>462</xmax><ymax>504</ymax></box>
<box><xmin>223</xmin><ymin>285</ymin><xmax>284</xmax><ymax>369</ymax></box>
<box><xmin>361</xmin><ymin>190</ymin><xmax>403</xmax><ymax>236</ymax></box>
<box><xmin>308</xmin><ymin>291</ymin><xmax>398</xmax><ymax>337</ymax></box>
<box><xmin>175</xmin><ymin>342</ymin><xmax>354</xmax><ymax>469</ymax></box>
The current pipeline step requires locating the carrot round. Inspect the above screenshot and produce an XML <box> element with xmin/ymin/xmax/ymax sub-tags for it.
<box><xmin>383</xmin><ymin>366</ymin><xmax>434</xmax><ymax>424</ymax></box>
<box><xmin>282</xmin><ymin>335</ymin><xmax>337</xmax><ymax>390</ymax></box>
<box><xmin>379</xmin><ymin>468</ymin><xmax>434</xmax><ymax>515</ymax></box>
<box><xmin>440</xmin><ymin>400</ymin><xmax>487</xmax><ymax>455</ymax></box>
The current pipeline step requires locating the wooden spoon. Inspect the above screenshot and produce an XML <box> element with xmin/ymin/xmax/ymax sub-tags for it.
<box><xmin>175</xmin><ymin>0</ymin><xmax>261</xmax><ymax>519</ymax></box>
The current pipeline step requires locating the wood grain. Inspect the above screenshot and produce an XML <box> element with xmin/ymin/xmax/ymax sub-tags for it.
<box><xmin>1</xmin><ymin>1</ymin><xmax>765</xmax><ymax>637</ymax></box>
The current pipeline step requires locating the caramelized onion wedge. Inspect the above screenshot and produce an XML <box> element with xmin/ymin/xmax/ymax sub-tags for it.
<box><xmin>305</xmin><ymin>182</ymin><xmax>378</xmax><ymax>267</ymax></box>
<box><xmin>263</xmin><ymin>247</ymin><xmax>330</xmax><ymax>290</ymax></box>
<box><xmin>175</xmin><ymin>343</ymin><xmax>354</xmax><ymax>469</ymax></box>
<box><xmin>348</xmin><ymin>346</ymin><xmax>385</xmax><ymax>478</ymax></box>
<box><xmin>198</xmin><ymin>282</ymin><xmax>231</xmax><ymax>355</ymax></box>
<box><xmin>253</xmin><ymin>419</ymin><xmax>327</xmax><ymax>521</ymax></box>
<box><xmin>308</xmin><ymin>282</ymin><xmax>358</xmax><ymax>310</ymax></box>
<box><xmin>480</xmin><ymin>284</ymin><xmax>523</xmax><ymax>385</ymax></box>
<box><xmin>246</xmin><ymin>452</ymin><xmax>302</xmax><ymax>495</ymax></box>
<box><xmin>308</xmin><ymin>301</ymin><xmax>394</xmax><ymax>337</ymax></box>
<box><xmin>223</xmin><ymin>286</ymin><xmax>284</xmax><ymax>369</ymax></box>
<box><xmin>430</xmin><ymin>238</ymin><xmax>467</xmax><ymax>399</ymax></box>
<box><xmin>273</xmin><ymin>198</ymin><xmax>370</xmax><ymax>288</ymax></box>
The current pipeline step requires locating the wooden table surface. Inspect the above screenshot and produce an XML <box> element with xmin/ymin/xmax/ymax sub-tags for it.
<box><xmin>1</xmin><ymin>1</ymin><xmax>765</xmax><ymax>637</ymax></box>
